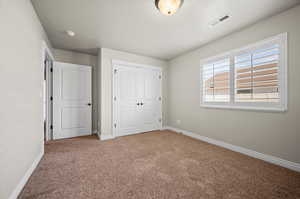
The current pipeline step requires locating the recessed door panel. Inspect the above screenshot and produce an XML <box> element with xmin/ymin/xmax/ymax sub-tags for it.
<box><xmin>61</xmin><ymin>107</ymin><xmax>89</xmax><ymax>129</ymax></box>
<box><xmin>144</xmin><ymin>70</ymin><xmax>160</xmax><ymax>100</ymax></box>
<box><xmin>61</xmin><ymin>69</ymin><xmax>89</xmax><ymax>101</ymax></box>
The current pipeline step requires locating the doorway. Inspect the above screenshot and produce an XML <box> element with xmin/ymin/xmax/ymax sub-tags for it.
<box><xmin>42</xmin><ymin>42</ymin><xmax>93</xmax><ymax>141</ymax></box>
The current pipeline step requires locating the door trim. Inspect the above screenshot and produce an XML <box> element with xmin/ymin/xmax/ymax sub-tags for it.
<box><xmin>112</xmin><ymin>59</ymin><xmax>163</xmax><ymax>70</ymax></box>
<box><xmin>112</xmin><ymin>59</ymin><xmax>163</xmax><ymax>138</ymax></box>
<box><xmin>42</xmin><ymin>41</ymin><xmax>54</xmax><ymax>142</ymax></box>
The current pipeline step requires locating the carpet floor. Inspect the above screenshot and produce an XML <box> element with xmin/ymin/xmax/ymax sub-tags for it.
<box><xmin>19</xmin><ymin>130</ymin><xmax>300</xmax><ymax>199</ymax></box>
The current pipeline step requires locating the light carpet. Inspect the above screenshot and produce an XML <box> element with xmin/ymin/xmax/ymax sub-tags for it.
<box><xmin>19</xmin><ymin>130</ymin><xmax>300</xmax><ymax>199</ymax></box>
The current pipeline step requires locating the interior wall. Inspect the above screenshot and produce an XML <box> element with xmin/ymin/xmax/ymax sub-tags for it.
<box><xmin>167</xmin><ymin>5</ymin><xmax>300</xmax><ymax>164</ymax></box>
<box><xmin>99</xmin><ymin>48</ymin><xmax>168</xmax><ymax>138</ymax></box>
<box><xmin>0</xmin><ymin>0</ymin><xmax>52</xmax><ymax>198</ymax></box>
<box><xmin>53</xmin><ymin>49</ymin><xmax>99</xmax><ymax>133</ymax></box>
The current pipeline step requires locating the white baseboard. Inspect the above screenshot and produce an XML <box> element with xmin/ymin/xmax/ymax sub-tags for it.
<box><xmin>100</xmin><ymin>134</ymin><xmax>115</xmax><ymax>141</ymax></box>
<box><xmin>164</xmin><ymin>126</ymin><xmax>300</xmax><ymax>173</ymax></box>
<box><xmin>160</xmin><ymin>126</ymin><xmax>170</xmax><ymax>131</ymax></box>
<box><xmin>9</xmin><ymin>149</ymin><xmax>44</xmax><ymax>199</ymax></box>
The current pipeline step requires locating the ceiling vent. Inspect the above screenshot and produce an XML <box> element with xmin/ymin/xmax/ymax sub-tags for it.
<box><xmin>210</xmin><ymin>15</ymin><xmax>230</xmax><ymax>27</ymax></box>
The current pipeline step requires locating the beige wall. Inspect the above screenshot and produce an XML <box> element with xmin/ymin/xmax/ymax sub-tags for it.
<box><xmin>0</xmin><ymin>0</ymin><xmax>51</xmax><ymax>198</ymax></box>
<box><xmin>167</xmin><ymin>5</ymin><xmax>300</xmax><ymax>164</ymax></box>
<box><xmin>53</xmin><ymin>49</ymin><xmax>99</xmax><ymax>133</ymax></box>
<box><xmin>99</xmin><ymin>48</ymin><xmax>168</xmax><ymax>138</ymax></box>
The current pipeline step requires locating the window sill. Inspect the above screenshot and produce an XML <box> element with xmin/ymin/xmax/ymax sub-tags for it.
<box><xmin>200</xmin><ymin>103</ymin><xmax>287</xmax><ymax>113</ymax></box>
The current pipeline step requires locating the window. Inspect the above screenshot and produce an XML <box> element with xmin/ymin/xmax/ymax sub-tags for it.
<box><xmin>200</xmin><ymin>33</ymin><xmax>287</xmax><ymax>111</ymax></box>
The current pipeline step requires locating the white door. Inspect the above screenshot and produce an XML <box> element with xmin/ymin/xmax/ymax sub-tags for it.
<box><xmin>139</xmin><ymin>68</ymin><xmax>162</xmax><ymax>132</ymax></box>
<box><xmin>113</xmin><ymin>64</ymin><xmax>162</xmax><ymax>137</ymax></box>
<box><xmin>53</xmin><ymin>62</ymin><xmax>92</xmax><ymax>139</ymax></box>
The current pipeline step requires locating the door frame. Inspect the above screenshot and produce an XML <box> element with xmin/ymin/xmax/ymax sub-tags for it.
<box><xmin>112</xmin><ymin>59</ymin><xmax>163</xmax><ymax>138</ymax></box>
<box><xmin>41</xmin><ymin>41</ymin><xmax>54</xmax><ymax>142</ymax></box>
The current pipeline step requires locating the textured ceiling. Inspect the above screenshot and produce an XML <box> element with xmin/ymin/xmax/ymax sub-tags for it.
<box><xmin>32</xmin><ymin>0</ymin><xmax>300</xmax><ymax>60</ymax></box>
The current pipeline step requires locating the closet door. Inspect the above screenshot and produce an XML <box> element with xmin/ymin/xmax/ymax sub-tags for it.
<box><xmin>113</xmin><ymin>64</ymin><xmax>162</xmax><ymax>137</ymax></box>
<box><xmin>114</xmin><ymin>66</ymin><xmax>141</xmax><ymax>136</ymax></box>
<box><xmin>138</xmin><ymin>68</ymin><xmax>162</xmax><ymax>132</ymax></box>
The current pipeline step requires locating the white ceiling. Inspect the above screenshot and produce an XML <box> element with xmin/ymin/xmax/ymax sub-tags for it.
<box><xmin>31</xmin><ymin>0</ymin><xmax>299</xmax><ymax>60</ymax></box>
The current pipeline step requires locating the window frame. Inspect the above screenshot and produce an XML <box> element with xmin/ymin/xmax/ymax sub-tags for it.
<box><xmin>200</xmin><ymin>33</ymin><xmax>288</xmax><ymax>112</ymax></box>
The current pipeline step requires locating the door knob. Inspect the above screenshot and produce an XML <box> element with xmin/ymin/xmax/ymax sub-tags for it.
<box><xmin>87</xmin><ymin>103</ymin><xmax>92</xmax><ymax>106</ymax></box>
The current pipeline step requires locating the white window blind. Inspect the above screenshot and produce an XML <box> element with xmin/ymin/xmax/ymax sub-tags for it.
<box><xmin>200</xmin><ymin>33</ymin><xmax>287</xmax><ymax>112</ymax></box>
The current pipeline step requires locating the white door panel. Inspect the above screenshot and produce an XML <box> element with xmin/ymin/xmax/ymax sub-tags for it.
<box><xmin>139</xmin><ymin>69</ymin><xmax>161</xmax><ymax>131</ymax></box>
<box><xmin>53</xmin><ymin>62</ymin><xmax>92</xmax><ymax>139</ymax></box>
<box><xmin>144</xmin><ymin>70</ymin><xmax>160</xmax><ymax>100</ymax></box>
<box><xmin>113</xmin><ymin>64</ymin><xmax>162</xmax><ymax>137</ymax></box>
<box><xmin>114</xmin><ymin>66</ymin><xmax>140</xmax><ymax>136</ymax></box>
<box><xmin>61</xmin><ymin>69</ymin><xmax>90</xmax><ymax>101</ymax></box>
<box><xmin>61</xmin><ymin>107</ymin><xmax>89</xmax><ymax>129</ymax></box>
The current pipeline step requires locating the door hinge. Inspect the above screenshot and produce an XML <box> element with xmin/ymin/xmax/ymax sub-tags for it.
<box><xmin>158</xmin><ymin>118</ymin><xmax>162</xmax><ymax>123</ymax></box>
<box><xmin>114</xmin><ymin>123</ymin><xmax>117</xmax><ymax>128</ymax></box>
<box><xmin>114</xmin><ymin>69</ymin><xmax>117</xmax><ymax>74</ymax></box>
<box><xmin>50</xmin><ymin>125</ymin><xmax>53</xmax><ymax>130</ymax></box>
<box><xmin>114</xmin><ymin>96</ymin><xmax>117</xmax><ymax>101</ymax></box>
<box><xmin>158</xmin><ymin>97</ymin><xmax>162</xmax><ymax>101</ymax></box>
<box><xmin>159</xmin><ymin>75</ymin><xmax>162</xmax><ymax>79</ymax></box>
<box><xmin>50</xmin><ymin>67</ymin><xmax>53</xmax><ymax>72</ymax></box>
<box><xmin>50</xmin><ymin>96</ymin><xmax>53</xmax><ymax>101</ymax></box>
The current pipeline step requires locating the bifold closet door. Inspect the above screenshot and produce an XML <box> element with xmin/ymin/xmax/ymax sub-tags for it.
<box><xmin>53</xmin><ymin>62</ymin><xmax>92</xmax><ymax>140</ymax></box>
<box><xmin>138</xmin><ymin>68</ymin><xmax>162</xmax><ymax>132</ymax></box>
<box><xmin>114</xmin><ymin>65</ymin><xmax>162</xmax><ymax>137</ymax></box>
<box><xmin>114</xmin><ymin>66</ymin><xmax>141</xmax><ymax>136</ymax></box>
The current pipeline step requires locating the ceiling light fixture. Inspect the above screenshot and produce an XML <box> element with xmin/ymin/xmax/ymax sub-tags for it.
<box><xmin>66</xmin><ymin>30</ymin><xmax>75</xmax><ymax>37</ymax></box>
<box><xmin>155</xmin><ymin>0</ymin><xmax>184</xmax><ymax>16</ymax></box>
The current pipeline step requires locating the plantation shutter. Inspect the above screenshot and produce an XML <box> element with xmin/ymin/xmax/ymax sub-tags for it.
<box><xmin>202</xmin><ymin>58</ymin><xmax>230</xmax><ymax>102</ymax></box>
<box><xmin>200</xmin><ymin>33</ymin><xmax>287</xmax><ymax>111</ymax></box>
<box><xmin>234</xmin><ymin>44</ymin><xmax>280</xmax><ymax>102</ymax></box>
